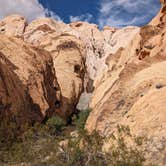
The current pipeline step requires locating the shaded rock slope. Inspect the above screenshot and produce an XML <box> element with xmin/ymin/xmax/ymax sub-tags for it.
<box><xmin>0</xmin><ymin>34</ymin><xmax>61</xmax><ymax>126</ymax></box>
<box><xmin>0</xmin><ymin>0</ymin><xmax>166</xmax><ymax>165</ymax></box>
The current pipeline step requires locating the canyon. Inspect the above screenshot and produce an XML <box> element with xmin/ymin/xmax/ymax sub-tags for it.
<box><xmin>0</xmin><ymin>0</ymin><xmax>166</xmax><ymax>165</ymax></box>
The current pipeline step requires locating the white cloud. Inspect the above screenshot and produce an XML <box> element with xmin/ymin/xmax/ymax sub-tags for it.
<box><xmin>0</xmin><ymin>0</ymin><xmax>62</xmax><ymax>22</ymax></box>
<box><xmin>44</xmin><ymin>9</ymin><xmax>62</xmax><ymax>22</ymax></box>
<box><xmin>69</xmin><ymin>13</ymin><xmax>93</xmax><ymax>22</ymax></box>
<box><xmin>98</xmin><ymin>0</ymin><xmax>160</xmax><ymax>27</ymax></box>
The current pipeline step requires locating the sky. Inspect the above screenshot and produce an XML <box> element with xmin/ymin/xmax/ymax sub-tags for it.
<box><xmin>0</xmin><ymin>0</ymin><xmax>161</xmax><ymax>28</ymax></box>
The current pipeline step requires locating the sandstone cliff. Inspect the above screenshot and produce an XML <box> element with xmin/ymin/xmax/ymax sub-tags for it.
<box><xmin>0</xmin><ymin>1</ymin><xmax>166</xmax><ymax>165</ymax></box>
<box><xmin>24</xmin><ymin>19</ymin><xmax>86</xmax><ymax>121</ymax></box>
<box><xmin>85</xmin><ymin>2</ymin><xmax>166</xmax><ymax>165</ymax></box>
<box><xmin>0</xmin><ymin>34</ymin><xmax>61</xmax><ymax>127</ymax></box>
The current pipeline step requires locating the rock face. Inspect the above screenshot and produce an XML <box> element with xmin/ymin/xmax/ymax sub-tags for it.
<box><xmin>23</xmin><ymin>19</ymin><xmax>85</xmax><ymax>121</ymax></box>
<box><xmin>66</xmin><ymin>22</ymin><xmax>140</xmax><ymax>110</ymax></box>
<box><xmin>0</xmin><ymin>1</ymin><xmax>165</xmax><ymax>164</ymax></box>
<box><xmin>0</xmin><ymin>16</ymin><xmax>86</xmax><ymax>121</ymax></box>
<box><xmin>0</xmin><ymin>16</ymin><xmax>140</xmax><ymax>113</ymax></box>
<box><xmin>160</xmin><ymin>0</ymin><xmax>166</xmax><ymax>4</ymax></box>
<box><xmin>25</xmin><ymin>19</ymin><xmax>140</xmax><ymax>113</ymax></box>
<box><xmin>0</xmin><ymin>51</ymin><xmax>34</xmax><ymax>126</ymax></box>
<box><xmin>0</xmin><ymin>34</ymin><xmax>61</xmax><ymax>126</ymax></box>
<box><xmin>0</xmin><ymin>15</ymin><xmax>27</xmax><ymax>37</ymax></box>
<box><xmin>39</xmin><ymin>34</ymin><xmax>85</xmax><ymax>121</ymax></box>
<box><xmin>86</xmin><ymin>3</ymin><xmax>166</xmax><ymax>165</ymax></box>
<box><xmin>24</xmin><ymin>18</ymin><xmax>69</xmax><ymax>45</ymax></box>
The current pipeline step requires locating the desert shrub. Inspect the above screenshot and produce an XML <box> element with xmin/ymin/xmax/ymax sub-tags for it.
<box><xmin>45</xmin><ymin>128</ymin><xmax>147</xmax><ymax>166</ymax></box>
<box><xmin>0</xmin><ymin>116</ymin><xmax>155</xmax><ymax>166</ymax></box>
<box><xmin>76</xmin><ymin>108</ymin><xmax>91</xmax><ymax>135</ymax></box>
<box><xmin>108</xmin><ymin>137</ymin><xmax>145</xmax><ymax>166</ymax></box>
<box><xmin>46</xmin><ymin>116</ymin><xmax>65</xmax><ymax>135</ymax></box>
<box><xmin>106</xmin><ymin>125</ymin><xmax>147</xmax><ymax>166</ymax></box>
<box><xmin>0</xmin><ymin>122</ymin><xmax>60</xmax><ymax>164</ymax></box>
<box><xmin>0</xmin><ymin>121</ymin><xmax>17</xmax><ymax>145</ymax></box>
<box><xmin>48</xmin><ymin>131</ymin><xmax>106</xmax><ymax>166</ymax></box>
<box><xmin>0</xmin><ymin>128</ymin><xmax>149</xmax><ymax>166</ymax></box>
<box><xmin>117</xmin><ymin>124</ymin><xmax>131</xmax><ymax>136</ymax></box>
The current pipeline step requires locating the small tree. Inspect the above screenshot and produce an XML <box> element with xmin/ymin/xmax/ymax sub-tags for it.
<box><xmin>76</xmin><ymin>109</ymin><xmax>91</xmax><ymax>135</ymax></box>
<box><xmin>46</xmin><ymin>116</ymin><xmax>65</xmax><ymax>134</ymax></box>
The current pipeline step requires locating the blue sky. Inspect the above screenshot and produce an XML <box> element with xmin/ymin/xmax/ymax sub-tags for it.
<box><xmin>39</xmin><ymin>0</ymin><xmax>99</xmax><ymax>23</ymax></box>
<box><xmin>39</xmin><ymin>0</ymin><xmax>161</xmax><ymax>27</ymax></box>
<box><xmin>0</xmin><ymin>0</ymin><xmax>161</xmax><ymax>28</ymax></box>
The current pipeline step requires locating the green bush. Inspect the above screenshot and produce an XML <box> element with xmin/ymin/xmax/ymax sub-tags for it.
<box><xmin>0</xmin><ymin>127</ymin><xmax>148</xmax><ymax>166</ymax></box>
<box><xmin>46</xmin><ymin>116</ymin><xmax>65</xmax><ymax>134</ymax></box>
<box><xmin>0</xmin><ymin>117</ymin><xmax>156</xmax><ymax>166</ymax></box>
<box><xmin>76</xmin><ymin>108</ymin><xmax>91</xmax><ymax>134</ymax></box>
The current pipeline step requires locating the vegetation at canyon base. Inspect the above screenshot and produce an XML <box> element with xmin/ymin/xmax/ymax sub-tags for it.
<box><xmin>0</xmin><ymin>109</ymin><xmax>154</xmax><ymax>166</ymax></box>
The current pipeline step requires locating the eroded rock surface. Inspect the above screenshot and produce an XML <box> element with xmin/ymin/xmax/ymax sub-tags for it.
<box><xmin>0</xmin><ymin>51</ymin><xmax>35</xmax><ymax>126</ymax></box>
<box><xmin>23</xmin><ymin>20</ymin><xmax>85</xmax><ymax>120</ymax></box>
<box><xmin>0</xmin><ymin>2</ymin><xmax>165</xmax><ymax>164</ymax></box>
<box><xmin>39</xmin><ymin>34</ymin><xmax>85</xmax><ymax>121</ymax></box>
<box><xmin>0</xmin><ymin>34</ymin><xmax>61</xmax><ymax>125</ymax></box>
<box><xmin>0</xmin><ymin>15</ymin><xmax>27</xmax><ymax>37</ymax></box>
<box><xmin>86</xmin><ymin>3</ymin><xmax>166</xmax><ymax>165</ymax></box>
<box><xmin>1</xmin><ymin>15</ymin><xmax>140</xmax><ymax>113</ymax></box>
<box><xmin>24</xmin><ymin>18</ymin><xmax>69</xmax><ymax>45</ymax></box>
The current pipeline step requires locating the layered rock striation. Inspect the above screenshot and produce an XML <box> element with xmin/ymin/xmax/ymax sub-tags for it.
<box><xmin>0</xmin><ymin>1</ymin><xmax>166</xmax><ymax>164</ymax></box>
<box><xmin>0</xmin><ymin>34</ymin><xmax>61</xmax><ymax>126</ymax></box>
<box><xmin>85</xmin><ymin>2</ymin><xmax>166</xmax><ymax>165</ymax></box>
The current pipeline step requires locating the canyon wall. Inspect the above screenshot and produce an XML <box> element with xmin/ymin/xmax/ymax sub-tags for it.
<box><xmin>0</xmin><ymin>1</ymin><xmax>166</xmax><ymax>164</ymax></box>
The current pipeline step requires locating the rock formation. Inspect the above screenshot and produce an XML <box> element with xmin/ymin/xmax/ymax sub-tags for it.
<box><xmin>39</xmin><ymin>34</ymin><xmax>85</xmax><ymax>121</ymax></box>
<box><xmin>0</xmin><ymin>1</ymin><xmax>166</xmax><ymax>164</ymax></box>
<box><xmin>0</xmin><ymin>15</ymin><xmax>27</xmax><ymax>37</ymax></box>
<box><xmin>23</xmin><ymin>19</ymin><xmax>86</xmax><ymax>121</ymax></box>
<box><xmin>0</xmin><ymin>34</ymin><xmax>61</xmax><ymax>126</ymax></box>
<box><xmin>0</xmin><ymin>51</ymin><xmax>34</xmax><ymax>126</ymax></box>
<box><xmin>0</xmin><ymin>16</ymin><xmax>86</xmax><ymax>121</ymax></box>
<box><xmin>85</xmin><ymin>2</ymin><xmax>166</xmax><ymax>165</ymax></box>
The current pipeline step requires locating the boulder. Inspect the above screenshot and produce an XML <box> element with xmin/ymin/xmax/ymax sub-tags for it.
<box><xmin>0</xmin><ymin>34</ymin><xmax>61</xmax><ymax>125</ymax></box>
